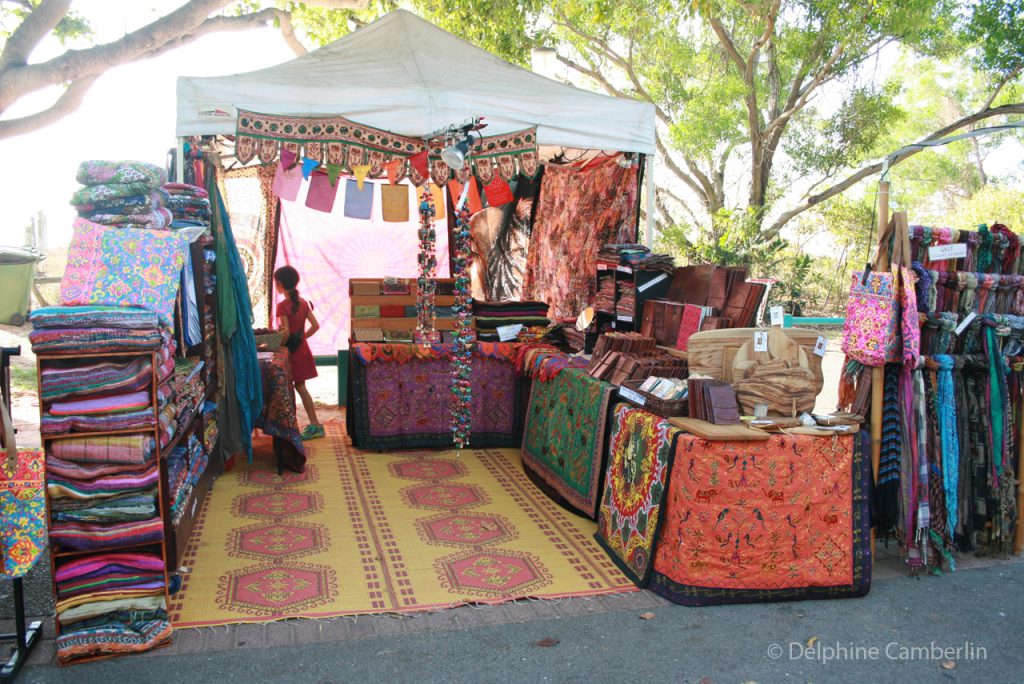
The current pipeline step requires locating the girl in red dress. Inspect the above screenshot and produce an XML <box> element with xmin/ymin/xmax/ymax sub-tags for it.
<box><xmin>273</xmin><ymin>266</ymin><xmax>324</xmax><ymax>440</ymax></box>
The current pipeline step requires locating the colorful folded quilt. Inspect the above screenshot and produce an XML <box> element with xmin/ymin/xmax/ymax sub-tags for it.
<box><xmin>56</xmin><ymin>552</ymin><xmax>164</xmax><ymax>584</ymax></box>
<box><xmin>47</xmin><ymin>468</ymin><xmax>158</xmax><ymax>500</ymax></box>
<box><xmin>40</xmin><ymin>357</ymin><xmax>152</xmax><ymax>401</ymax></box>
<box><xmin>48</xmin><ymin>434</ymin><xmax>156</xmax><ymax>464</ymax></box>
<box><xmin>30</xmin><ymin>305</ymin><xmax>160</xmax><ymax>330</ymax></box>
<box><xmin>60</xmin><ymin>218</ymin><xmax>189</xmax><ymax>326</ymax></box>
<box><xmin>50</xmin><ymin>390</ymin><xmax>151</xmax><ymax>416</ymax></box>
<box><xmin>71</xmin><ymin>181</ymin><xmax>158</xmax><ymax>208</ymax></box>
<box><xmin>41</xmin><ymin>408</ymin><xmax>157</xmax><ymax>436</ymax></box>
<box><xmin>76</xmin><ymin>160</ymin><xmax>167</xmax><ymax>188</ymax></box>
<box><xmin>77</xmin><ymin>193</ymin><xmax>154</xmax><ymax>216</ymax></box>
<box><xmin>58</xmin><ymin>595</ymin><xmax>166</xmax><ymax>627</ymax></box>
<box><xmin>163</xmin><ymin>182</ymin><xmax>208</xmax><ymax>197</ymax></box>
<box><xmin>49</xmin><ymin>517</ymin><xmax>164</xmax><ymax>552</ymax></box>
<box><xmin>56</xmin><ymin>610</ymin><xmax>171</xmax><ymax>663</ymax></box>
<box><xmin>86</xmin><ymin>207</ymin><xmax>174</xmax><ymax>231</ymax></box>
<box><xmin>51</xmin><ymin>493</ymin><xmax>157</xmax><ymax>524</ymax></box>
<box><xmin>57</xmin><ymin>585</ymin><xmax>165</xmax><ymax>614</ymax></box>
<box><xmin>46</xmin><ymin>456</ymin><xmax>151</xmax><ymax>480</ymax></box>
<box><xmin>29</xmin><ymin>327</ymin><xmax>162</xmax><ymax>354</ymax></box>
<box><xmin>57</xmin><ymin>569</ymin><xmax>164</xmax><ymax>599</ymax></box>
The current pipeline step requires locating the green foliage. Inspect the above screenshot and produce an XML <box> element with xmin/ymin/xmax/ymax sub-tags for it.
<box><xmin>0</xmin><ymin>2</ymin><xmax>92</xmax><ymax>43</ymax></box>
<box><xmin>964</xmin><ymin>0</ymin><xmax>1024</xmax><ymax>77</ymax></box>
<box><xmin>946</xmin><ymin>184</ymin><xmax>1024</xmax><ymax>233</ymax></box>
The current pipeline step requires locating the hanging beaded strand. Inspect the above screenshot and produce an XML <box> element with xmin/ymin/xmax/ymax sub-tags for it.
<box><xmin>450</xmin><ymin>203</ymin><xmax>474</xmax><ymax>451</ymax></box>
<box><xmin>415</xmin><ymin>185</ymin><xmax>439</xmax><ymax>345</ymax></box>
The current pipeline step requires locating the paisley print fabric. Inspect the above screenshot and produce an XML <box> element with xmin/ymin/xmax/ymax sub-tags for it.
<box><xmin>1</xmin><ymin>448</ymin><xmax>48</xmax><ymax>578</ymax></box>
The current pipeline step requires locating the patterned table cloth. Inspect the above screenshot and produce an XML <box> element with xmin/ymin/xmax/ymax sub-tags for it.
<box><xmin>521</xmin><ymin>368</ymin><xmax>615</xmax><ymax>519</ymax></box>
<box><xmin>648</xmin><ymin>431</ymin><xmax>871</xmax><ymax>605</ymax></box>
<box><xmin>255</xmin><ymin>351</ymin><xmax>305</xmax><ymax>472</ymax></box>
<box><xmin>347</xmin><ymin>343</ymin><xmax>521</xmax><ymax>450</ymax></box>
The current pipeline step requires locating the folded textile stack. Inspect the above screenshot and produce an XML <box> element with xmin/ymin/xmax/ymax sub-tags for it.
<box><xmin>599</xmin><ymin>243</ymin><xmax>674</xmax><ymax>270</ymax></box>
<box><xmin>170</xmin><ymin>357</ymin><xmax>205</xmax><ymax>434</ymax></box>
<box><xmin>162</xmin><ymin>182</ymin><xmax>212</xmax><ymax>232</ymax></box>
<box><xmin>594</xmin><ymin>277</ymin><xmax>616</xmax><ymax>313</ymax></box>
<box><xmin>54</xmin><ymin>552</ymin><xmax>171</xmax><ymax>664</ymax></box>
<box><xmin>473</xmin><ymin>300</ymin><xmax>550</xmax><ymax>342</ymax></box>
<box><xmin>616</xmin><ymin>282</ymin><xmax>636</xmax><ymax>319</ymax></box>
<box><xmin>202</xmin><ymin>401</ymin><xmax>219</xmax><ymax>454</ymax></box>
<box><xmin>71</xmin><ymin>160</ymin><xmax>171</xmax><ymax>230</ymax></box>
<box><xmin>167</xmin><ymin>434</ymin><xmax>207</xmax><ymax>526</ymax></box>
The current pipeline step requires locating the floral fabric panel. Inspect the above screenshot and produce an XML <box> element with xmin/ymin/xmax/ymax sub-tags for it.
<box><xmin>1</xmin><ymin>448</ymin><xmax>48</xmax><ymax>578</ymax></box>
<box><xmin>60</xmin><ymin>218</ymin><xmax>189</xmax><ymax>326</ymax></box>
<box><xmin>841</xmin><ymin>270</ymin><xmax>899</xmax><ymax>367</ymax></box>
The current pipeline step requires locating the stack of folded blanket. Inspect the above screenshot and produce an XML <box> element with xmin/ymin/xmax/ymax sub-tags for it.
<box><xmin>472</xmin><ymin>301</ymin><xmax>550</xmax><ymax>342</ymax></box>
<box><xmin>171</xmin><ymin>357</ymin><xmax>206</xmax><ymax>435</ymax></box>
<box><xmin>71</xmin><ymin>160</ymin><xmax>171</xmax><ymax>230</ymax></box>
<box><xmin>162</xmin><ymin>183</ymin><xmax>212</xmax><ymax>232</ymax></box>
<box><xmin>202</xmin><ymin>401</ymin><xmax>219</xmax><ymax>455</ymax></box>
<box><xmin>54</xmin><ymin>552</ymin><xmax>171</xmax><ymax>663</ymax></box>
<box><xmin>167</xmin><ymin>434</ymin><xmax>207</xmax><ymax>526</ymax></box>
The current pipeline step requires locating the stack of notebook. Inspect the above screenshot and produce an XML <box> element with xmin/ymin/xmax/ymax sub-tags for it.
<box><xmin>687</xmin><ymin>379</ymin><xmax>741</xmax><ymax>425</ymax></box>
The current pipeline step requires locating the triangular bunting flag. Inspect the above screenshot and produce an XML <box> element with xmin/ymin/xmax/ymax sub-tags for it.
<box><xmin>385</xmin><ymin>160</ymin><xmax>402</xmax><ymax>185</ymax></box>
<box><xmin>280</xmin><ymin>148</ymin><xmax>298</xmax><ymax>171</ymax></box>
<box><xmin>325</xmin><ymin>163</ymin><xmax>344</xmax><ymax>187</ymax></box>
<box><xmin>352</xmin><ymin>164</ymin><xmax>371</xmax><ymax>190</ymax></box>
<box><xmin>409</xmin><ymin>150</ymin><xmax>429</xmax><ymax>180</ymax></box>
<box><xmin>301</xmin><ymin>157</ymin><xmax>320</xmax><ymax>180</ymax></box>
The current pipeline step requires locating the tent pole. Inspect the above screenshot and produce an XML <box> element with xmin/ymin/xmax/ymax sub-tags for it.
<box><xmin>644</xmin><ymin>154</ymin><xmax>654</xmax><ymax>248</ymax></box>
<box><xmin>176</xmin><ymin>138</ymin><xmax>185</xmax><ymax>183</ymax></box>
<box><xmin>870</xmin><ymin>179</ymin><xmax>890</xmax><ymax>559</ymax></box>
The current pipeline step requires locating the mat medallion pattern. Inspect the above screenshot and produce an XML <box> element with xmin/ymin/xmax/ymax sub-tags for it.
<box><xmin>521</xmin><ymin>369</ymin><xmax>615</xmax><ymax>519</ymax></box>
<box><xmin>168</xmin><ymin>430</ymin><xmax>633</xmax><ymax>626</ymax></box>
<box><xmin>649</xmin><ymin>432</ymin><xmax>871</xmax><ymax>606</ymax></box>
<box><xmin>595</xmin><ymin>405</ymin><xmax>680</xmax><ymax>587</ymax></box>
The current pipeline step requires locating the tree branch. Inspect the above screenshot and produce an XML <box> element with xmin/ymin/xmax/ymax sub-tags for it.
<box><xmin>982</xmin><ymin>66</ymin><xmax>1024</xmax><ymax>111</ymax></box>
<box><xmin>763</xmin><ymin>103</ymin><xmax>1024</xmax><ymax>239</ymax></box>
<box><xmin>0</xmin><ymin>75</ymin><xmax>96</xmax><ymax>139</ymax></box>
<box><xmin>0</xmin><ymin>0</ymin><xmax>72</xmax><ymax>72</ymax></box>
<box><xmin>149</xmin><ymin>9</ymin><xmax>309</xmax><ymax>59</ymax></box>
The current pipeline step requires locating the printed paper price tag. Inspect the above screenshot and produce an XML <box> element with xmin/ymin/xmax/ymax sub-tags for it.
<box><xmin>637</xmin><ymin>272</ymin><xmax>669</xmax><ymax>293</ymax></box>
<box><xmin>496</xmin><ymin>324</ymin><xmax>524</xmax><ymax>342</ymax></box>
<box><xmin>954</xmin><ymin>311</ymin><xmax>977</xmax><ymax>336</ymax></box>
<box><xmin>928</xmin><ymin>243</ymin><xmax>968</xmax><ymax>262</ymax></box>
<box><xmin>619</xmin><ymin>386</ymin><xmax>646</xmax><ymax>406</ymax></box>
<box><xmin>770</xmin><ymin>306</ymin><xmax>784</xmax><ymax>327</ymax></box>
<box><xmin>754</xmin><ymin>331</ymin><xmax>768</xmax><ymax>352</ymax></box>
<box><xmin>814</xmin><ymin>335</ymin><xmax>828</xmax><ymax>357</ymax></box>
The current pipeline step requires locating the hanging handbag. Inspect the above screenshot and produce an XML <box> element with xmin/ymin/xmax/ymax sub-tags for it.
<box><xmin>0</xmin><ymin>395</ymin><xmax>48</xmax><ymax>579</ymax></box>
<box><xmin>842</xmin><ymin>211</ymin><xmax>918</xmax><ymax>367</ymax></box>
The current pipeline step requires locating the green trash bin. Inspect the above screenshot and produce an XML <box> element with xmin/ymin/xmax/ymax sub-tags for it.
<box><xmin>0</xmin><ymin>246</ymin><xmax>44</xmax><ymax>326</ymax></box>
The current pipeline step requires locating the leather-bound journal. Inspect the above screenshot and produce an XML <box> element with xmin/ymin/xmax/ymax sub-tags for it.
<box><xmin>704</xmin><ymin>381</ymin><xmax>741</xmax><ymax>425</ymax></box>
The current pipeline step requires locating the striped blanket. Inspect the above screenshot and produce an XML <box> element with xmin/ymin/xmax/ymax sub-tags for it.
<box><xmin>50</xmin><ymin>390</ymin><xmax>151</xmax><ymax>416</ymax></box>
<box><xmin>49</xmin><ymin>434</ymin><xmax>156</xmax><ymax>465</ymax></box>
<box><xmin>40</xmin><ymin>357</ymin><xmax>152</xmax><ymax>401</ymax></box>
<box><xmin>46</xmin><ymin>456</ymin><xmax>150</xmax><ymax>480</ymax></box>
<box><xmin>41</xmin><ymin>407</ymin><xmax>157</xmax><ymax>436</ymax></box>
<box><xmin>47</xmin><ymin>467</ymin><xmax>158</xmax><ymax>500</ymax></box>
<box><xmin>29</xmin><ymin>306</ymin><xmax>160</xmax><ymax>330</ymax></box>
<box><xmin>51</xmin><ymin>493</ymin><xmax>157</xmax><ymax>524</ymax></box>
<box><xmin>29</xmin><ymin>327</ymin><xmax>162</xmax><ymax>354</ymax></box>
<box><xmin>49</xmin><ymin>517</ymin><xmax>164</xmax><ymax>552</ymax></box>
<box><xmin>58</xmin><ymin>595</ymin><xmax>166</xmax><ymax>627</ymax></box>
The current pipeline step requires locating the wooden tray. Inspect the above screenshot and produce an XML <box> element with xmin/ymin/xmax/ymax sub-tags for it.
<box><xmin>668</xmin><ymin>417</ymin><xmax>771</xmax><ymax>441</ymax></box>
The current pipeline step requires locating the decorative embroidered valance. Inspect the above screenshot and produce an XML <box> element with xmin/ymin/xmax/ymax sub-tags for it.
<box><xmin>234</xmin><ymin>109</ymin><xmax>538</xmax><ymax>186</ymax></box>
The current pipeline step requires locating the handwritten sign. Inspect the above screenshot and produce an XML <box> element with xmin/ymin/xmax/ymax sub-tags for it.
<box><xmin>619</xmin><ymin>386</ymin><xmax>646</xmax><ymax>406</ymax></box>
<box><xmin>928</xmin><ymin>243</ymin><xmax>968</xmax><ymax>262</ymax></box>
<box><xmin>954</xmin><ymin>311</ymin><xmax>977</xmax><ymax>336</ymax></box>
<box><xmin>496</xmin><ymin>324</ymin><xmax>523</xmax><ymax>342</ymax></box>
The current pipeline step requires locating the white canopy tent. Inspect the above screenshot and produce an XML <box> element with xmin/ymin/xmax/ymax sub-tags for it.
<box><xmin>175</xmin><ymin>10</ymin><xmax>656</xmax><ymax>241</ymax></box>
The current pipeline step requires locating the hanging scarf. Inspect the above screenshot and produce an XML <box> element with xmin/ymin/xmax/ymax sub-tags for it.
<box><xmin>934</xmin><ymin>354</ymin><xmax>960</xmax><ymax>535</ymax></box>
<box><xmin>992</xmin><ymin>223</ymin><xmax>1020</xmax><ymax>274</ymax></box>
<box><xmin>977</xmin><ymin>224</ymin><xmax>993</xmax><ymax>273</ymax></box>
<box><xmin>982</xmin><ymin>320</ymin><xmax>1008</xmax><ymax>482</ymax></box>
<box><xmin>875</xmin><ymin>364</ymin><xmax>903</xmax><ymax>537</ymax></box>
<box><xmin>913</xmin><ymin>262</ymin><xmax>932</xmax><ymax>313</ymax></box>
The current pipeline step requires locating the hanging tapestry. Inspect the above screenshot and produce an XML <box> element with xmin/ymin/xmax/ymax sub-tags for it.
<box><xmin>486</xmin><ymin>173</ymin><xmax>542</xmax><ymax>302</ymax></box>
<box><xmin>1</xmin><ymin>445</ymin><xmax>47</xmax><ymax>579</ymax></box>
<box><xmin>648</xmin><ymin>432</ymin><xmax>871</xmax><ymax>606</ymax></box>
<box><xmin>61</xmin><ymin>218</ymin><xmax>189</xmax><ymax>327</ymax></box>
<box><xmin>523</xmin><ymin>158</ymin><xmax>639</xmax><ymax>319</ymax></box>
<box><xmin>595</xmin><ymin>404</ymin><xmax>680</xmax><ymax>587</ymax></box>
<box><xmin>234</xmin><ymin>109</ymin><xmax>538</xmax><ymax>186</ymax></box>
<box><xmin>521</xmin><ymin>368</ymin><xmax>615</xmax><ymax>519</ymax></box>
<box><xmin>218</xmin><ymin>166</ymin><xmax>273</xmax><ymax>328</ymax></box>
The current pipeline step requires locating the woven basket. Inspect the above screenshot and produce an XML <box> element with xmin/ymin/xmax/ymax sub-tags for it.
<box><xmin>618</xmin><ymin>379</ymin><xmax>688</xmax><ymax>418</ymax></box>
<box><xmin>253</xmin><ymin>330</ymin><xmax>283</xmax><ymax>351</ymax></box>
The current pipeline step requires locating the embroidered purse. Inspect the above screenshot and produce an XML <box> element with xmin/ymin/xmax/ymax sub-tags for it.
<box><xmin>0</xmin><ymin>396</ymin><xmax>47</xmax><ymax>579</ymax></box>
<box><xmin>843</xmin><ymin>212</ymin><xmax>918</xmax><ymax>366</ymax></box>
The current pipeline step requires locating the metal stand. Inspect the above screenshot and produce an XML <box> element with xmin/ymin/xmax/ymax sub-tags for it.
<box><xmin>1</xmin><ymin>345</ymin><xmax>42</xmax><ymax>682</ymax></box>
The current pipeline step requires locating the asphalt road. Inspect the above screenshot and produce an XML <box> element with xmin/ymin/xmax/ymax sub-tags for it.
<box><xmin>16</xmin><ymin>561</ymin><xmax>1023</xmax><ymax>684</ymax></box>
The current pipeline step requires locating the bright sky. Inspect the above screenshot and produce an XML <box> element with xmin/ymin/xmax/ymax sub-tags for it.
<box><xmin>0</xmin><ymin>1</ymin><xmax>296</xmax><ymax>247</ymax></box>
